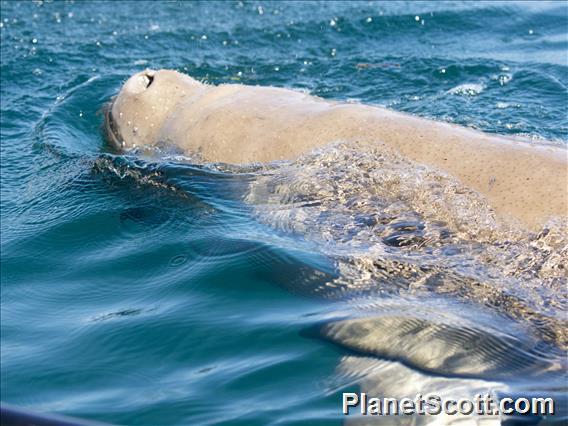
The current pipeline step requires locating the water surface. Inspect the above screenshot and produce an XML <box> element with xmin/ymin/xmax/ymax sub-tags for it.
<box><xmin>1</xmin><ymin>1</ymin><xmax>567</xmax><ymax>425</ymax></box>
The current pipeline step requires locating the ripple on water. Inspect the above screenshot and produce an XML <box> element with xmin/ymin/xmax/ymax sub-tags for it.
<box><xmin>2</xmin><ymin>1</ymin><xmax>568</xmax><ymax>424</ymax></box>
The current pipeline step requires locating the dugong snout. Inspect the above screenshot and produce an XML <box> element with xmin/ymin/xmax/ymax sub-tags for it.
<box><xmin>105</xmin><ymin>69</ymin><xmax>201</xmax><ymax>151</ymax></box>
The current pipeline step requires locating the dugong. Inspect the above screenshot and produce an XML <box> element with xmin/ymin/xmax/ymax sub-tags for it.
<box><xmin>103</xmin><ymin>70</ymin><xmax>568</xmax><ymax>425</ymax></box>
<box><xmin>105</xmin><ymin>69</ymin><xmax>568</xmax><ymax>230</ymax></box>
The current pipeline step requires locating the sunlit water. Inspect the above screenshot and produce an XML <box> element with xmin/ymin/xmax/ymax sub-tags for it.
<box><xmin>1</xmin><ymin>1</ymin><xmax>567</xmax><ymax>425</ymax></box>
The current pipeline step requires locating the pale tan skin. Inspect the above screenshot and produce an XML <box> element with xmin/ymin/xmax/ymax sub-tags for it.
<box><xmin>107</xmin><ymin>69</ymin><xmax>568</xmax><ymax>230</ymax></box>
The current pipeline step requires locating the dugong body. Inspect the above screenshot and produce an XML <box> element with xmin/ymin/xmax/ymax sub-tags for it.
<box><xmin>105</xmin><ymin>69</ymin><xmax>567</xmax><ymax>230</ymax></box>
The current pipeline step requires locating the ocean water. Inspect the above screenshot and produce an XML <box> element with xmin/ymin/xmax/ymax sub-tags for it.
<box><xmin>1</xmin><ymin>1</ymin><xmax>567</xmax><ymax>425</ymax></box>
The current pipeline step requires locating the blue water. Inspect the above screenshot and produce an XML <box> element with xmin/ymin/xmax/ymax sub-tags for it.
<box><xmin>1</xmin><ymin>1</ymin><xmax>567</xmax><ymax>425</ymax></box>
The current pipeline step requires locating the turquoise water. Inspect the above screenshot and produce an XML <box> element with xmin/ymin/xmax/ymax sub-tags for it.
<box><xmin>1</xmin><ymin>1</ymin><xmax>567</xmax><ymax>425</ymax></box>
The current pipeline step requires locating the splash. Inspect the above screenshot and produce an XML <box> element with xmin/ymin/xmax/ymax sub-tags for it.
<box><xmin>245</xmin><ymin>141</ymin><xmax>567</xmax><ymax>348</ymax></box>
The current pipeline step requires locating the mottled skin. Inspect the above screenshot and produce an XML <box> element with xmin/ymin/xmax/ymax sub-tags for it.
<box><xmin>106</xmin><ymin>69</ymin><xmax>568</xmax><ymax>230</ymax></box>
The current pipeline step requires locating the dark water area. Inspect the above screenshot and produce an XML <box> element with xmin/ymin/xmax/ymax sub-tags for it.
<box><xmin>1</xmin><ymin>1</ymin><xmax>567</xmax><ymax>425</ymax></box>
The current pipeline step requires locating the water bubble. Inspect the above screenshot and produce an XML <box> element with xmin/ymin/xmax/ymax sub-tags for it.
<box><xmin>440</xmin><ymin>68</ymin><xmax>446</xmax><ymax>74</ymax></box>
<box><xmin>366</xmin><ymin>17</ymin><xmax>372</xmax><ymax>23</ymax></box>
<box><xmin>330</xmin><ymin>48</ymin><xmax>337</xmax><ymax>57</ymax></box>
<box><xmin>415</xmin><ymin>15</ymin><xmax>420</xmax><ymax>22</ymax></box>
<box><xmin>79</xmin><ymin>111</ymin><xmax>83</xmax><ymax>117</ymax></box>
<box><xmin>274</xmin><ymin>66</ymin><xmax>280</xmax><ymax>71</ymax></box>
<box><xmin>201</xmin><ymin>35</ymin><xmax>207</xmax><ymax>40</ymax></box>
<box><xmin>498</xmin><ymin>74</ymin><xmax>512</xmax><ymax>85</ymax></box>
<box><xmin>32</xmin><ymin>38</ymin><xmax>38</xmax><ymax>44</ymax></box>
<box><xmin>528</xmin><ymin>29</ymin><xmax>534</xmax><ymax>35</ymax></box>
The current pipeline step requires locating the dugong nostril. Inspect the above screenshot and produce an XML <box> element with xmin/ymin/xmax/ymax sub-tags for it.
<box><xmin>143</xmin><ymin>69</ymin><xmax>156</xmax><ymax>88</ymax></box>
<box><xmin>124</xmin><ymin>70</ymin><xmax>157</xmax><ymax>94</ymax></box>
<box><xmin>145</xmin><ymin>73</ymin><xmax>154</xmax><ymax>88</ymax></box>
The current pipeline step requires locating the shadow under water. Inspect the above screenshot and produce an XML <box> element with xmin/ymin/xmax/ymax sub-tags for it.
<box><xmin>94</xmin><ymin>139</ymin><xmax>567</xmax><ymax>425</ymax></box>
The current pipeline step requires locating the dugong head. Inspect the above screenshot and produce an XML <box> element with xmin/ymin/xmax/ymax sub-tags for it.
<box><xmin>105</xmin><ymin>69</ymin><xmax>200</xmax><ymax>150</ymax></box>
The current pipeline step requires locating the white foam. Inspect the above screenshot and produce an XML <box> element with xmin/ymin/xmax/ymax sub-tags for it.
<box><xmin>448</xmin><ymin>83</ymin><xmax>485</xmax><ymax>96</ymax></box>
